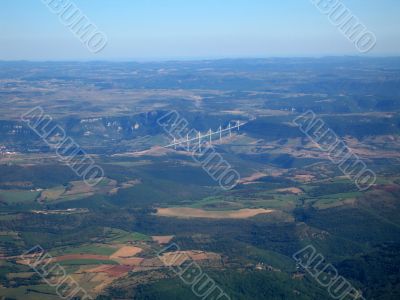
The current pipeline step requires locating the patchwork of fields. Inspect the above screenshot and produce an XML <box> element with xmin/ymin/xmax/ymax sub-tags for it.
<box><xmin>1</xmin><ymin>58</ymin><xmax>400</xmax><ymax>299</ymax></box>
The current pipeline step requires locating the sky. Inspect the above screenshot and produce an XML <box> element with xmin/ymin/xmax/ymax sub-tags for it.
<box><xmin>0</xmin><ymin>0</ymin><xmax>399</xmax><ymax>60</ymax></box>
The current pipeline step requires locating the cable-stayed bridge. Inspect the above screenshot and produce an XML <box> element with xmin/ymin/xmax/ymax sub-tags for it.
<box><xmin>164</xmin><ymin>121</ymin><xmax>246</xmax><ymax>150</ymax></box>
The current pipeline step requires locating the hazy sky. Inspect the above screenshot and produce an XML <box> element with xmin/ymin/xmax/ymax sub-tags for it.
<box><xmin>1</xmin><ymin>0</ymin><xmax>399</xmax><ymax>60</ymax></box>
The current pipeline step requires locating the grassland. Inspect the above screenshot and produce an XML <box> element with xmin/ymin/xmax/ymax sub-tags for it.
<box><xmin>0</xmin><ymin>189</ymin><xmax>39</xmax><ymax>204</ymax></box>
<box><xmin>0</xmin><ymin>213</ymin><xmax>19</xmax><ymax>221</ymax></box>
<box><xmin>51</xmin><ymin>244</ymin><xmax>116</xmax><ymax>256</ymax></box>
<box><xmin>0</xmin><ymin>285</ymin><xmax>60</xmax><ymax>300</ymax></box>
<box><xmin>57</xmin><ymin>259</ymin><xmax>118</xmax><ymax>266</ymax></box>
<box><xmin>103</xmin><ymin>228</ymin><xmax>152</xmax><ymax>243</ymax></box>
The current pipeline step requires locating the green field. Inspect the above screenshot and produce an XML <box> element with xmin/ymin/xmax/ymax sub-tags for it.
<box><xmin>0</xmin><ymin>189</ymin><xmax>39</xmax><ymax>204</ymax></box>
<box><xmin>51</xmin><ymin>244</ymin><xmax>116</xmax><ymax>256</ymax></box>
<box><xmin>0</xmin><ymin>213</ymin><xmax>19</xmax><ymax>221</ymax></box>
<box><xmin>104</xmin><ymin>228</ymin><xmax>152</xmax><ymax>243</ymax></box>
<box><xmin>57</xmin><ymin>259</ymin><xmax>118</xmax><ymax>266</ymax></box>
<box><xmin>0</xmin><ymin>285</ymin><xmax>59</xmax><ymax>300</ymax></box>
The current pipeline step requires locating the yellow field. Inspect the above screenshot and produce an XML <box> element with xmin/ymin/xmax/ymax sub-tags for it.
<box><xmin>155</xmin><ymin>207</ymin><xmax>274</xmax><ymax>219</ymax></box>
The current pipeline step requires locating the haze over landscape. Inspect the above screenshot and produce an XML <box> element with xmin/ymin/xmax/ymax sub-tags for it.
<box><xmin>1</xmin><ymin>0</ymin><xmax>400</xmax><ymax>59</ymax></box>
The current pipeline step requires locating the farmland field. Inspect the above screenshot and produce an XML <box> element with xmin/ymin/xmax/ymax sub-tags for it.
<box><xmin>155</xmin><ymin>207</ymin><xmax>274</xmax><ymax>219</ymax></box>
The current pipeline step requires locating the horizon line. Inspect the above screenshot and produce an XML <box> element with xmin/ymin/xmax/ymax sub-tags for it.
<box><xmin>1</xmin><ymin>55</ymin><xmax>400</xmax><ymax>64</ymax></box>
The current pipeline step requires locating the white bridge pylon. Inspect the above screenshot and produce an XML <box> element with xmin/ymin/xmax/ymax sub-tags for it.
<box><xmin>165</xmin><ymin>121</ymin><xmax>246</xmax><ymax>149</ymax></box>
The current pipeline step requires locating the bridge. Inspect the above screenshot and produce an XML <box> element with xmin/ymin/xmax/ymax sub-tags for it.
<box><xmin>164</xmin><ymin>121</ymin><xmax>247</xmax><ymax>150</ymax></box>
